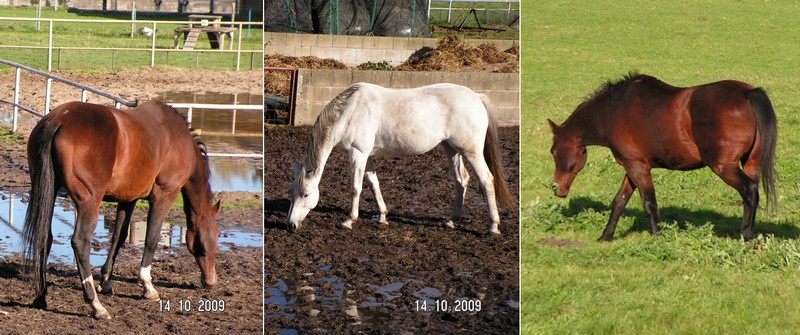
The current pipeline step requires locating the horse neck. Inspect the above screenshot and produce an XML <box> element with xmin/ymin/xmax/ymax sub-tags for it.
<box><xmin>303</xmin><ymin>118</ymin><xmax>341</xmax><ymax>181</ymax></box>
<box><xmin>182</xmin><ymin>152</ymin><xmax>214</xmax><ymax>222</ymax></box>
<box><xmin>562</xmin><ymin>104</ymin><xmax>610</xmax><ymax>147</ymax></box>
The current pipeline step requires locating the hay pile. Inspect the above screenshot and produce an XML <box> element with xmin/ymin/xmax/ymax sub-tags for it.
<box><xmin>397</xmin><ymin>35</ymin><xmax>518</xmax><ymax>72</ymax></box>
<box><xmin>265</xmin><ymin>54</ymin><xmax>351</xmax><ymax>97</ymax></box>
<box><xmin>264</xmin><ymin>54</ymin><xmax>349</xmax><ymax>70</ymax></box>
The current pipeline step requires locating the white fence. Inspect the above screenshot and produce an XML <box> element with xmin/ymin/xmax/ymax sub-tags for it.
<box><xmin>1</xmin><ymin>59</ymin><xmax>262</xmax><ymax>159</ymax></box>
<box><xmin>428</xmin><ymin>0</ymin><xmax>520</xmax><ymax>23</ymax></box>
<box><xmin>0</xmin><ymin>16</ymin><xmax>263</xmax><ymax>71</ymax></box>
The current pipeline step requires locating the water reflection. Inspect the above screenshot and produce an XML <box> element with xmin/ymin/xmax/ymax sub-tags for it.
<box><xmin>158</xmin><ymin>91</ymin><xmax>263</xmax><ymax>193</ymax></box>
<box><xmin>0</xmin><ymin>191</ymin><xmax>261</xmax><ymax>266</ymax></box>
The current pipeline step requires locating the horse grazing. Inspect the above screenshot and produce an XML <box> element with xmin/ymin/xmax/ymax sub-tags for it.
<box><xmin>548</xmin><ymin>73</ymin><xmax>777</xmax><ymax>241</ymax></box>
<box><xmin>287</xmin><ymin>83</ymin><xmax>515</xmax><ymax>234</ymax></box>
<box><xmin>22</xmin><ymin>99</ymin><xmax>221</xmax><ymax>319</ymax></box>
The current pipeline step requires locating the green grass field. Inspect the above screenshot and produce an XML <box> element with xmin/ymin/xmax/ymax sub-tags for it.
<box><xmin>0</xmin><ymin>7</ymin><xmax>262</xmax><ymax>71</ymax></box>
<box><xmin>522</xmin><ymin>1</ymin><xmax>800</xmax><ymax>334</ymax></box>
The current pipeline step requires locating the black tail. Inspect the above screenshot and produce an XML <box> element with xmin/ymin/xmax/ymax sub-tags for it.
<box><xmin>748</xmin><ymin>88</ymin><xmax>778</xmax><ymax>213</ymax></box>
<box><xmin>21</xmin><ymin>120</ymin><xmax>61</xmax><ymax>299</ymax></box>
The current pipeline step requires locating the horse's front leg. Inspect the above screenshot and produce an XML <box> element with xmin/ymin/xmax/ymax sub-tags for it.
<box><xmin>364</xmin><ymin>158</ymin><xmax>388</xmax><ymax>224</ymax></box>
<box><xmin>71</xmin><ymin>199</ymin><xmax>111</xmax><ymax>319</ymax></box>
<box><xmin>139</xmin><ymin>191</ymin><xmax>181</xmax><ymax>300</ymax></box>
<box><xmin>599</xmin><ymin>175</ymin><xmax>636</xmax><ymax>241</ymax></box>
<box><xmin>444</xmin><ymin>147</ymin><xmax>470</xmax><ymax>229</ymax></box>
<box><xmin>339</xmin><ymin>152</ymin><xmax>368</xmax><ymax>229</ymax></box>
<box><xmin>626</xmin><ymin>164</ymin><xmax>662</xmax><ymax>235</ymax></box>
<box><xmin>98</xmin><ymin>200</ymin><xmax>136</xmax><ymax>295</ymax></box>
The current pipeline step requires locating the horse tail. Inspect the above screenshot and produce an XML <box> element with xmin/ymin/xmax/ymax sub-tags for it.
<box><xmin>21</xmin><ymin>119</ymin><xmax>61</xmax><ymax>298</ymax></box>
<box><xmin>748</xmin><ymin>88</ymin><xmax>778</xmax><ymax>213</ymax></box>
<box><xmin>479</xmin><ymin>95</ymin><xmax>517</xmax><ymax>212</ymax></box>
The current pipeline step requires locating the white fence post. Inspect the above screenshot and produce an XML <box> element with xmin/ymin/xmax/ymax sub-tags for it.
<box><xmin>45</xmin><ymin>78</ymin><xmax>52</xmax><ymax>113</ymax></box>
<box><xmin>236</xmin><ymin>24</ymin><xmax>243</xmax><ymax>71</ymax></box>
<box><xmin>12</xmin><ymin>68</ymin><xmax>20</xmax><ymax>133</ymax></box>
<box><xmin>150</xmin><ymin>22</ymin><xmax>157</xmax><ymax>67</ymax></box>
<box><xmin>47</xmin><ymin>20</ymin><xmax>53</xmax><ymax>72</ymax></box>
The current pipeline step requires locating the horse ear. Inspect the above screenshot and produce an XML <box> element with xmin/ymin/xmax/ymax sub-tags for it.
<box><xmin>213</xmin><ymin>200</ymin><xmax>221</xmax><ymax>215</ymax></box>
<box><xmin>293</xmin><ymin>161</ymin><xmax>303</xmax><ymax>176</ymax></box>
<box><xmin>547</xmin><ymin>119</ymin><xmax>561</xmax><ymax>134</ymax></box>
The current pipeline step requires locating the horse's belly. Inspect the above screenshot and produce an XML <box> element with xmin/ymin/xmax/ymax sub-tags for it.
<box><xmin>370</xmin><ymin>137</ymin><xmax>442</xmax><ymax>157</ymax></box>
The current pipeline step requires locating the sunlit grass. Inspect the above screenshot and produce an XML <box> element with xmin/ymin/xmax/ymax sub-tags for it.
<box><xmin>522</xmin><ymin>1</ymin><xmax>800</xmax><ymax>334</ymax></box>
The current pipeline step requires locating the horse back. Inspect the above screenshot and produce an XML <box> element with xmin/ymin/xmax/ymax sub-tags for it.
<box><xmin>44</xmin><ymin>100</ymin><xmax>195</xmax><ymax>202</ymax></box>
<box><xmin>343</xmin><ymin>83</ymin><xmax>489</xmax><ymax>157</ymax></box>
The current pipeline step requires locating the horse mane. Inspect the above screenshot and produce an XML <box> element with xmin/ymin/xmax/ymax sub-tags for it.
<box><xmin>303</xmin><ymin>84</ymin><xmax>361</xmax><ymax>172</ymax></box>
<box><xmin>581</xmin><ymin>72</ymin><xmax>652</xmax><ymax>106</ymax></box>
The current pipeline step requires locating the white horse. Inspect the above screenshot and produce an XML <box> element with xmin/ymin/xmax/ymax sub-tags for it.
<box><xmin>287</xmin><ymin>82</ymin><xmax>515</xmax><ymax>234</ymax></box>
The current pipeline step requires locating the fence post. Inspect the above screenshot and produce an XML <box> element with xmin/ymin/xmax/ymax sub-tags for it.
<box><xmin>448</xmin><ymin>0</ymin><xmax>453</xmax><ymax>22</ymax></box>
<box><xmin>48</xmin><ymin>20</ymin><xmax>53</xmax><ymax>72</ymax></box>
<box><xmin>236</xmin><ymin>24</ymin><xmax>242</xmax><ymax>71</ymax></box>
<box><xmin>187</xmin><ymin>106</ymin><xmax>193</xmax><ymax>126</ymax></box>
<box><xmin>12</xmin><ymin>68</ymin><xmax>20</xmax><ymax>133</ymax></box>
<box><xmin>45</xmin><ymin>78</ymin><xmax>52</xmax><ymax>113</ymax></box>
<box><xmin>81</xmin><ymin>89</ymin><xmax>88</xmax><ymax>102</ymax></box>
<box><xmin>150</xmin><ymin>22</ymin><xmax>157</xmax><ymax>67</ymax></box>
<box><xmin>131</xmin><ymin>3</ymin><xmax>136</xmax><ymax>38</ymax></box>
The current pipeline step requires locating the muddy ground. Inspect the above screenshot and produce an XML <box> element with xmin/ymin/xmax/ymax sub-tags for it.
<box><xmin>0</xmin><ymin>68</ymin><xmax>263</xmax><ymax>334</ymax></box>
<box><xmin>264</xmin><ymin>126</ymin><xmax>520</xmax><ymax>334</ymax></box>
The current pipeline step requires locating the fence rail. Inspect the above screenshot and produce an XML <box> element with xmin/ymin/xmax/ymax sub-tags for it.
<box><xmin>1</xmin><ymin>59</ymin><xmax>262</xmax><ymax>159</ymax></box>
<box><xmin>0</xmin><ymin>16</ymin><xmax>263</xmax><ymax>71</ymax></box>
<box><xmin>428</xmin><ymin>0</ymin><xmax>519</xmax><ymax>24</ymax></box>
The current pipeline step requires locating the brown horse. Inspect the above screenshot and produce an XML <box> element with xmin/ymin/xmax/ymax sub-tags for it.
<box><xmin>21</xmin><ymin>99</ymin><xmax>221</xmax><ymax>319</ymax></box>
<box><xmin>548</xmin><ymin>73</ymin><xmax>777</xmax><ymax>241</ymax></box>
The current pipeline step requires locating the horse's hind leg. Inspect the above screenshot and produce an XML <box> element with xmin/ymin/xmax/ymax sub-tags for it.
<box><xmin>98</xmin><ymin>200</ymin><xmax>136</xmax><ymax>295</ymax></box>
<box><xmin>364</xmin><ymin>158</ymin><xmax>388</xmax><ymax>224</ymax></box>
<box><xmin>711</xmin><ymin>163</ymin><xmax>759</xmax><ymax>241</ymax></box>
<box><xmin>71</xmin><ymin>199</ymin><xmax>111</xmax><ymax>319</ymax></box>
<box><xmin>444</xmin><ymin>145</ymin><xmax>470</xmax><ymax>229</ymax></box>
<box><xmin>340</xmin><ymin>151</ymin><xmax>369</xmax><ymax>229</ymax></box>
<box><xmin>461</xmin><ymin>151</ymin><xmax>500</xmax><ymax>235</ymax></box>
<box><xmin>139</xmin><ymin>191</ymin><xmax>181</xmax><ymax>300</ymax></box>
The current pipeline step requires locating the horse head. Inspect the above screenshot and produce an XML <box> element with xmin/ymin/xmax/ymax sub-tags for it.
<box><xmin>287</xmin><ymin>161</ymin><xmax>320</xmax><ymax>232</ymax></box>
<box><xmin>186</xmin><ymin>199</ymin><xmax>221</xmax><ymax>287</ymax></box>
<box><xmin>548</xmin><ymin>119</ymin><xmax>587</xmax><ymax>197</ymax></box>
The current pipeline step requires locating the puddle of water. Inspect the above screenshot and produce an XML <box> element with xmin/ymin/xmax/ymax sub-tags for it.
<box><xmin>159</xmin><ymin>91</ymin><xmax>263</xmax><ymax>193</ymax></box>
<box><xmin>0</xmin><ymin>191</ymin><xmax>261</xmax><ymax>266</ymax></box>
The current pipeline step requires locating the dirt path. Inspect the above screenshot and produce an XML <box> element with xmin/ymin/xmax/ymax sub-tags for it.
<box><xmin>0</xmin><ymin>67</ymin><xmax>263</xmax><ymax>334</ymax></box>
<box><xmin>265</xmin><ymin>125</ymin><xmax>520</xmax><ymax>333</ymax></box>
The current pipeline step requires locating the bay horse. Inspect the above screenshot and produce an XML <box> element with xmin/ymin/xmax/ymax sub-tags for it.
<box><xmin>548</xmin><ymin>73</ymin><xmax>777</xmax><ymax>241</ymax></box>
<box><xmin>22</xmin><ymin>99</ymin><xmax>221</xmax><ymax>319</ymax></box>
<box><xmin>287</xmin><ymin>83</ymin><xmax>515</xmax><ymax>234</ymax></box>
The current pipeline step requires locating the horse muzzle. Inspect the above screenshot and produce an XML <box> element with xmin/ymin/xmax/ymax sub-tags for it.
<box><xmin>201</xmin><ymin>273</ymin><xmax>217</xmax><ymax>287</ymax></box>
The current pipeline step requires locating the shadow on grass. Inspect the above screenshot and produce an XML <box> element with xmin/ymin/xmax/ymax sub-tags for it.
<box><xmin>562</xmin><ymin>195</ymin><xmax>800</xmax><ymax>239</ymax></box>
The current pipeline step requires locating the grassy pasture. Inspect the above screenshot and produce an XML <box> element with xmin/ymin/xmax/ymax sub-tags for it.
<box><xmin>0</xmin><ymin>7</ymin><xmax>262</xmax><ymax>71</ymax></box>
<box><xmin>522</xmin><ymin>1</ymin><xmax>800</xmax><ymax>334</ymax></box>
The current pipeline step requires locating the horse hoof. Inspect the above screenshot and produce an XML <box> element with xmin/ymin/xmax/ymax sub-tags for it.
<box><xmin>143</xmin><ymin>290</ymin><xmax>160</xmax><ymax>301</ymax></box>
<box><xmin>489</xmin><ymin>228</ymin><xmax>502</xmax><ymax>236</ymax></box>
<box><xmin>97</xmin><ymin>281</ymin><xmax>113</xmax><ymax>295</ymax></box>
<box><xmin>443</xmin><ymin>221</ymin><xmax>456</xmax><ymax>229</ymax></box>
<box><xmin>31</xmin><ymin>297</ymin><xmax>47</xmax><ymax>310</ymax></box>
<box><xmin>597</xmin><ymin>236</ymin><xmax>613</xmax><ymax>242</ymax></box>
<box><xmin>338</xmin><ymin>220</ymin><xmax>354</xmax><ymax>229</ymax></box>
<box><xmin>93</xmin><ymin>309</ymin><xmax>112</xmax><ymax>320</ymax></box>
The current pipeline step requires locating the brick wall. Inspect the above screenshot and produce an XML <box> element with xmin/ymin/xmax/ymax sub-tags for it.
<box><xmin>293</xmin><ymin>68</ymin><xmax>519</xmax><ymax>127</ymax></box>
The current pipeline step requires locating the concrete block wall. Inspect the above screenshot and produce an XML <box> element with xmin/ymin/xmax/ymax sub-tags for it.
<box><xmin>293</xmin><ymin>69</ymin><xmax>519</xmax><ymax>127</ymax></box>
<box><xmin>265</xmin><ymin>32</ymin><xmax>519</xmax><ymax>67</ymax></box>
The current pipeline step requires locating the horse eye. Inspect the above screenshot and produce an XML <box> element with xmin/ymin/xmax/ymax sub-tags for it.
<box><xmin>302</xmin><ymin>193</ymin><xmax>309</xmax><ymax>198</ymax></box>
<box><xmin>582</xmin><ymin>147</ymin><xmax>587</xmax><ymax>154</ymax></box>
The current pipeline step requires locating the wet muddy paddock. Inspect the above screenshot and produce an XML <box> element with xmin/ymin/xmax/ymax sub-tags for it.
<box><xmin>265</xmin><ymin>126</ymin><xmax>520</xmax><ymax>334</ymax></box>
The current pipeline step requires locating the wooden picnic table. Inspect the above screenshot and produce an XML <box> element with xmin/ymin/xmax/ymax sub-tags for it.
<box><xmin>173</xmin><ymin>14</ymin><xmax>236</xmax><ymax>50</ymax></box>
